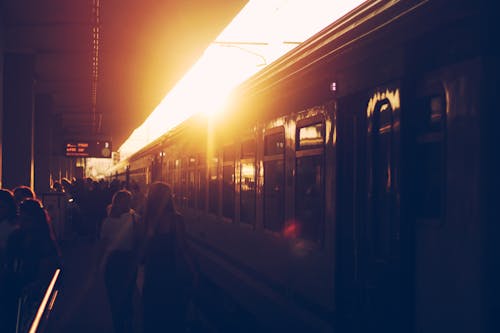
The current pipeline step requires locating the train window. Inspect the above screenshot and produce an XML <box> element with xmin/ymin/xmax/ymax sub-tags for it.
<box><xmin>208</xmin><ymin>156</ymin><xmax>219</xmax><ymax>215</ymax></box>
<box><xmin>415</xmin><ymin>93</ymin><xmax>446</xmax><ymax>221</ymax></box>
<box><xmin>297</xmin><ymin>122</ymin><xmax>324</xmax><ymax>150</ymax></box>
<box><xmin>240</xmin><ymin>161</ymin><xmax>256</xmax><ymax>225</ymax></box>
<box><xmin>295</xmin><ymin>154</ymin><xmax>324</xmax><ymax>243</ymax></box>
<box><xmin>263</xmin><ymin>129</ymin><xmax>285</xmax><ymax>232</ymax></box>
<box><xmin>240</xmin><ymin>138</ymin><xmax>256</xmax><ymax>225</ymax></box>
<box><xmin>222</xmin><ymin>165</ymin><xmax>235</xmax><ymax>219</ymax></box>
<box><xmin>264</xmin><ymin>159</ymin><xmax>285</xmax><ymax>232</ymax></box>
<box><xmin>265</xmin><ymin>131</ymin><xmax>284</xmax><ymax>156</ymax></box>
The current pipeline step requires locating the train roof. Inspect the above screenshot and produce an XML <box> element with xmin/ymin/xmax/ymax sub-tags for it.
<box><xmin>231</xmin><ymin>0</ymin><xmax>477</xmax><ymax>99</ymax></box>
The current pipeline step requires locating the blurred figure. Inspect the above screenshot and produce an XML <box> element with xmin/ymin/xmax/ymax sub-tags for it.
<box><xmin>141</xmin><ymin>182</ymin><xmax>197</xmax><ymax>333</ymax></box>
<box><xmin>51</xmin><ymin>181</ymin><xmax>63</xmax><ymax>192</ymax></box>
<box><xmin>100</xmin><ymin>190</ymin><xmax>141</xmax><ymax>333</ymax></box>
<box><xmin>12</xmin><ymin>185</ymin><xmax>35</xmax><ymax>208</ymax></box>
<box><xmin>0</xmin><ymin>189</ymin><xmax>18</xmax><ymax>332</ymax></box>
<box><xmin>60</xmin><ymin>178</ymin><xmax>72</xmax><ymax>194</ymax></box>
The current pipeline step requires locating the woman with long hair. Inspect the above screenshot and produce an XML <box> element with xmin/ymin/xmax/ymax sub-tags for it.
<box><xmin>141</xmin><ymin>182</ymin><xmax>197</xmax><ymax>333</ymax></box>
<box><xmin>100</xmin><ymin>189</ymin><xmax>141</xmax><ymax>333</ymax></box>
<box><xmin>9</xmin><ymin>198</ymin><xmax>61</xmax><ymax>284</ymax></box>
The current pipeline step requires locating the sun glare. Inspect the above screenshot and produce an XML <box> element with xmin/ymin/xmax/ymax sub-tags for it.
<box><xmin>116</xmin><ymin>0</ymin><xmax>366</xmax><ymax>160</ymax></box>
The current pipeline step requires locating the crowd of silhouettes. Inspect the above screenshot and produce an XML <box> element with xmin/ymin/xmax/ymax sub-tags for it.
<box><xmin>1</xmin><ymin>177</ymin><xmax>198</xmax><ymax>333</ymax></box>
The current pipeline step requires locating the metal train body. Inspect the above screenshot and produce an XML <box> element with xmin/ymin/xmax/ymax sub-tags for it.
<box><xmin>109</xmin><ymin>1</ymin><xmax>497</xmax><ymax>332</ymax></box>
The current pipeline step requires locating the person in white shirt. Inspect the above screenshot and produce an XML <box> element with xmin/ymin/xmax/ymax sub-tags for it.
<box><xmin>100</xmin><ymin>189</ymin><xmax>141</xmax><ymax>333</ymax></box>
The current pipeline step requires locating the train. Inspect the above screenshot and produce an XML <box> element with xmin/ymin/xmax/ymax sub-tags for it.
<box><xmin>107</xmin><ymin>1</ymin><xmax>498</xmax><ymax>332</ymax></box>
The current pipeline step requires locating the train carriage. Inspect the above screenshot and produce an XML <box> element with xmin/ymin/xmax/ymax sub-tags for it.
<box><xmin>108</xmin><ymin>1</ymin><xmax>497</xmax><ymax>332</ymax></box>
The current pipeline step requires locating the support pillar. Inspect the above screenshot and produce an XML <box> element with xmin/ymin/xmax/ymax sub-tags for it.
<box><xmin>2</xmin><ymin>53</ymin><xmax>35</xmax><ymax>190</ymax></box>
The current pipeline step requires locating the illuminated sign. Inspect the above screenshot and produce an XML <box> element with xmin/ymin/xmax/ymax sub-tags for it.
<box><xmin>64</xmin><ymin>140</ymin><xmax>112</xmax><ymax>158</ymax></box>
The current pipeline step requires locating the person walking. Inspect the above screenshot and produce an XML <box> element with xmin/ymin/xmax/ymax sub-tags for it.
<box><xmin>100</xmin><ymin>189</ymin><xmax>141</xmax><ymax>333</ymax></box>
<box><xmin>141</xmin><ymin>182</ymin><xmax>197</xmax><ymax>333</ymax></box>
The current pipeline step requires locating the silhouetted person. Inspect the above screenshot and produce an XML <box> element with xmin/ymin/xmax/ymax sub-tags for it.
<box><xmin>0</xmin><ymin>189</ymin><xmax>18</xmax><ymax>255</ymax></box>
<box><xmin>141</xmin><ymin>182</ymin><xmax>197</xmax><ymax>333</ymax></box>
<box><xmin>100</xmin><ymin>190</ymin><xmax>141</xmax><ymax>333</ymax></box>
<box><xmin>51</xmin><ymin>181</ymin><xmax>63</xmax><ymax>192</ymax></box>
<box><xmin>5</xmin><ymin>198</ymin><xmax>61</xmax><ymax>332</ymax></box>
<box><xmin>12</xmin><ymin>185</ymin><xmax>35</xmax><ymax>209</ymax></box>
<box><xmin>7</xmin><ymin>199</ymin><xmax>61</xmax><ymax>282</ymax></box>
<box><xmin>0</xmin><ymin>189</ymin><xmax>19</xmax><ymax>332</ymax></box>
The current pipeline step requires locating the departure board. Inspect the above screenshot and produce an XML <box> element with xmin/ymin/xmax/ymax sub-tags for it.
<box><xmin>64</xmin><ymin>140</ymin><xmax>112</xmax><ymax>158</ymax></box>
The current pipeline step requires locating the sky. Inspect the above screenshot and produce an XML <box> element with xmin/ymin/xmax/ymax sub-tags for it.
<box><xmin>91</xmin><ymin>0</ymin><xmax>366</xmax><ymax>171</ymax></box>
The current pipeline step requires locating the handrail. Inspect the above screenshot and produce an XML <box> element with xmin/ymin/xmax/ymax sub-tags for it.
<box><xmin>26</xmin><ymin>268</ymin><xmax>61</xmax><ymax>333</ymax></box>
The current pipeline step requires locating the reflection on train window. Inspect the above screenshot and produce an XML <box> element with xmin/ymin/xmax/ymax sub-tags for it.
<box><xmin>209</xmin><ymin>157</ymin><xmax>219</xmax><ymax>215</ymax></box>
<box><xmin>222</xmin><ymin>165</ymin><xmax>235</xmax><ymax>219</ymax></box>
<box><xmin>415</xmin><ymin>93</ymin><xmax>446</xmax><ymax>221</ymax></box>
<box><xmin>265</xmin><ymin>131</ymin><xmax>284</xmax><ymax>155</ymax></box>
<box><xmin>264</xmin><ymin>159</ymin><xmax>284</xmax><ymax>232</ymax></box>
<box><xmin>297</xmin><ymin>122</ymin><xmax>324</xmax><ymax>149</ymax></box>
<box><xmin>240</xmin><ymin>161</ymin><xmax>256</xmax><ymax>225</ymax></box>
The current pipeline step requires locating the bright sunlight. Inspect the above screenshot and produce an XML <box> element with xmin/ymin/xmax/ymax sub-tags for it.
<box><xmin>117</xmin><ymin>0</ymin><xmax>365</xmax><ymax>159</ymax></box>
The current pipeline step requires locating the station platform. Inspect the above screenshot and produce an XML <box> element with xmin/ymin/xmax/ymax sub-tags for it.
<box><xmin>39</xmin><ymin>234</ymin><xmax>261</xmax><ymax>333</ymax></box>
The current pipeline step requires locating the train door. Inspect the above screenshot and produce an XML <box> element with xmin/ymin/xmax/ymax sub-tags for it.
<box><xmin>336</xmin><ymin>84</ymin><xmax>404</xmax><ymax>332</ymax></box>
<box><xmin>364</xmin><ymin>85</ymin><xmax>402</xmax><ymax>332</ymax></box>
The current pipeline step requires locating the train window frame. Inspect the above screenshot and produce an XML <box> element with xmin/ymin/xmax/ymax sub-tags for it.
<box><xmin>240</xmin><ymin>138</ymin><xmax>257</xmax><ymax>226</ymax></box>
<box><xmin>294</xmin><ymin>116</ymin><xmax>326</xmax><ymax>244</ymax></box>
<box><xmin>263</xmin><ymin>127</ymin><xmax>286</xmax><ymax>233</ymax></box>
<box><xmin>296</xmin><ymin>121</ymin><xmax>325</xmax><ymax>151</ymax></box>
<box><xmin>264</xmin><ymin>127</ymin><xmax>285</xmax><ymax>158</ymax></box>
